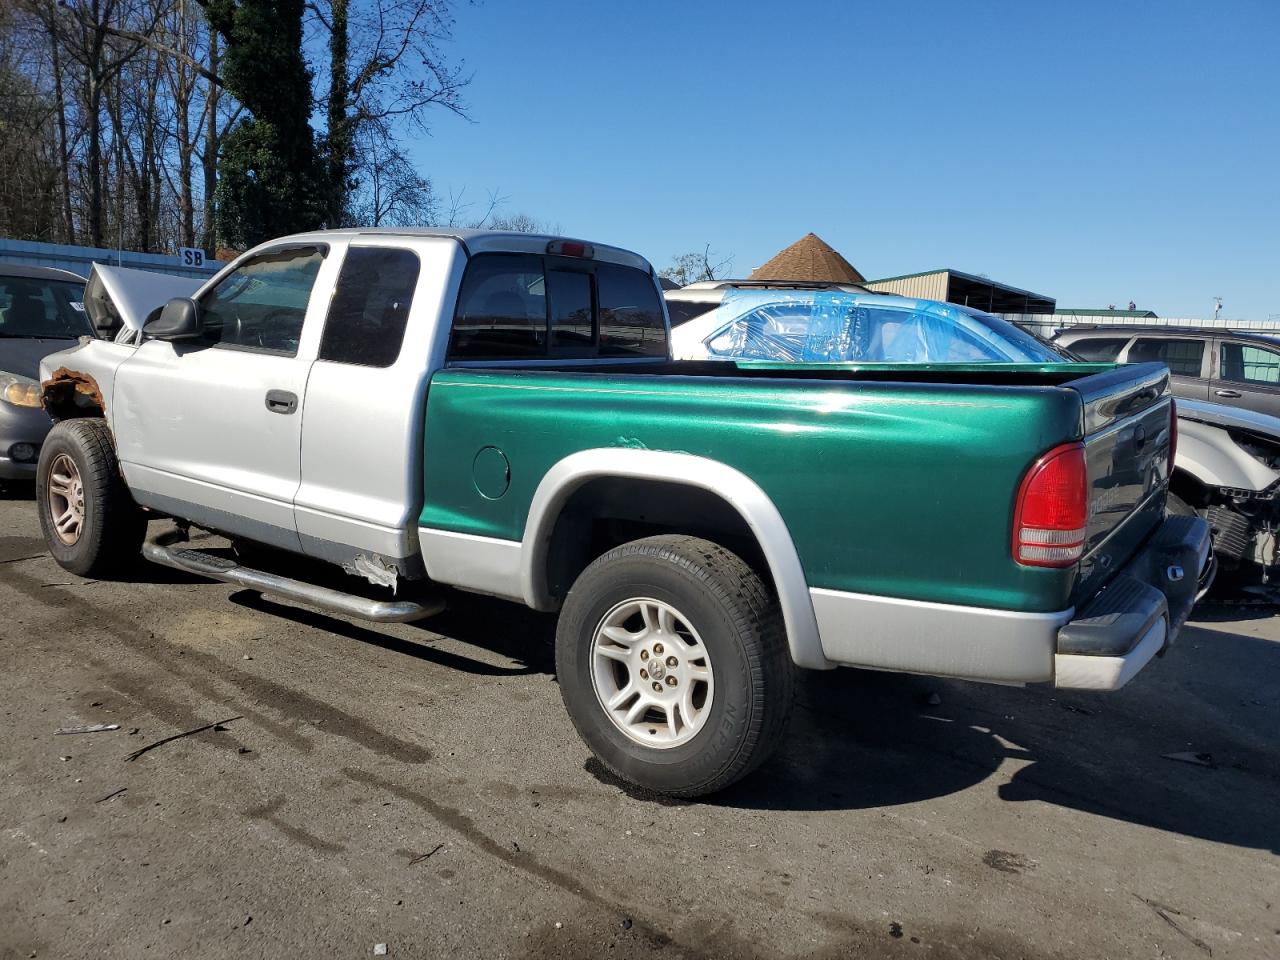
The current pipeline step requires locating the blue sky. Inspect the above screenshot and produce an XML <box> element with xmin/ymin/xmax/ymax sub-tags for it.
<box><xmin>409</xmin><ymin>1</ymin><xmax>1279</xmax><ymax>319</ymax></box>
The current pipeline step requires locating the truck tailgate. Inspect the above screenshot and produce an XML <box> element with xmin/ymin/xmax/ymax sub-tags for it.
<box><xmin>1070</xmin><ymin>362</ymin><xmax>1174</xmax><ymax>604</ymax></box>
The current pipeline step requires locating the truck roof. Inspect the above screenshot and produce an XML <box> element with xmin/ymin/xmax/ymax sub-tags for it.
<box><xmin>258</xmin><ymin>227</ymin><xmax>653</xmax><ymax>273</ymax></box>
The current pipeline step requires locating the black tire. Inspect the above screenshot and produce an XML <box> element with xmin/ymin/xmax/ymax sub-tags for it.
<box><xmin>36</xmin><ymin>419</ymin><xmax>146</xmax><ymax>578</ymax></box>
<box><xmin>1167</xmin><ymin>493</ymin><xmax>1199</xmax><ymax>517</ymax></box>
<box><xmin>556</xmin><ymin>535</ymin><xmax>795</xmax><ymax>798</ymax></box>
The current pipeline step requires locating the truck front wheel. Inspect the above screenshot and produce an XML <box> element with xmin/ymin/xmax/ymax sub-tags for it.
<box><xmin>556</xmin><ymin>535</ymin><xmax>795</xmax><ymax>797</ymax></box>
<box><xmin>37</xmin><ymin>419</ymin><xmax>146</xmax><ymax>578</ymax></box>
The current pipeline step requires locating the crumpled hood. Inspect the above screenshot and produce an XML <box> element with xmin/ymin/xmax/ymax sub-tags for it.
<box><xmin>84</xmin><ymin>263</ymin><xmax>204</xmax><ymax>336</ymax></box>
<box><xmin>0</xmin><ymin>336</ymin><xmax>82</xmax><ymax>380</ymax></box>
<box><xmin>1177</xmin><ymin>398</ymin><xmax>1280</xmax><ymax>439</ymax></box>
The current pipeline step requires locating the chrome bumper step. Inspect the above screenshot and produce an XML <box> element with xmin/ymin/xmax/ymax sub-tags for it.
<box><xmin>143</xmin><ymin>537</ymin><xmax>444</xmax><ymax>624</ymax></box>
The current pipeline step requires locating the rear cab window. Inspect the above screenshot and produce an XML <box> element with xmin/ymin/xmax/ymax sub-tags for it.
<box><xmin>449</xmin><ymin>253</ymin><xmax>666</xmax><ymax>361</ymax></box>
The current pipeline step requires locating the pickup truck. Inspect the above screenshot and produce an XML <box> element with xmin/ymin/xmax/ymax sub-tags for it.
<box><xmin>34</xmin><ymin>228</ymin><xmax>1213</xmax><ymax>796</ymax></box>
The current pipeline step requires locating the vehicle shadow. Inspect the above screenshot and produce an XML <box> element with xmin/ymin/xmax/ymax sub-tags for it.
<box><xmin>713</xmin><ymin>619</ymin><xmax>1279</xmax><ymax>853</ymax></box>
<box><xmin>118</xmin><ymin>526</ymin><xmax>1280</xmax><ymax>853</ymax></box>
<box><xmin>228</xmin><ymin>588</ymin><xmax>557</xmax><ymax>678</ymax></box>
<box><xmin>0</xmin><ymin>480</ymin><xmax>35</xmax><ymax>500</ymax></box>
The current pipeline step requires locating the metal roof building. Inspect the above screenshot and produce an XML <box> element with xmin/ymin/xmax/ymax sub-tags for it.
<box><xmin>864</xmin><ymin>268</ymin><xmax>1055</xmax><ymax>314</ymax></box>
<box><xmin>1054</xmin><ymin>307</ymin><xmax>1158</xmax><ymax>319</ymax></box>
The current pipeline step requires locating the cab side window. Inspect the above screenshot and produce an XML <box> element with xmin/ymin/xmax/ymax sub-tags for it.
<box><xmin>1221</xmin><ymin>342</ymin><xmax>1280</xmax><ymax>385</ymax></box>
<box><xmin>319</xmin><ymin>247</ymin><xmax>420</xmax><ymax>368</ymax></box>
<box><xmin>199</xmin><ymin>246</ymin><xmax>325</xmax><ymax>355</ymax></box>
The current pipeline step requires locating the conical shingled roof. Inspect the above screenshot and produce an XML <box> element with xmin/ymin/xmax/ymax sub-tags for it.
<box><xmin>748</xmin><ymin>233</ymin><xmax>866</xmax><ymax>283</ymax></box>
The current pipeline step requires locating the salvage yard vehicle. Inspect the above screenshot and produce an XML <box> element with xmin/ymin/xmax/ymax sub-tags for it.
<box><xmin>669</xmin><ymin>288</ymin><xmax>1057</xmax><ymax>364</ymax></box>
<box><xmin>0</xmin><ymin>264</ymin><xmax>90</xmax><ymax>482</ymax></box>
<box><xmin>1053</xmin><ymin>325</ymin><xmax>1280</xmax><ymax>418</ymax></box>
<box><xmin>34</xmin><ymin>228</ymin><xmax>1212</xmax><ymax>796</ymax></box>
<box><xmin>664</xmin><ymin>278</ymin><xmax>870</xmax><ymax>329</ymax></box>
<box><xmin>1171</xmin><ymin>399</ymin><xmax>1280</xmax><ymax>581</ymax></box>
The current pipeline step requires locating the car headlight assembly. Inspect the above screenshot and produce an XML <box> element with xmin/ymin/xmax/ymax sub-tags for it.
<box><xmin>0</xmin><ymin>374</ymin><xmax>43</xmax><ymax>408</ymax></box>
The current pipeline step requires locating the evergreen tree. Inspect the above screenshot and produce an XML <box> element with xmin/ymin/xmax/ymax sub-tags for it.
<box><xmin>203</xmin><ymin>0</ymin><xmax>321</xmax><ymax>247</ymax></box>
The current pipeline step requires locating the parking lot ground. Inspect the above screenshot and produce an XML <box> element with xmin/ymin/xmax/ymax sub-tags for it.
<box><xmin>1</xmin><ymin>487</ymin><xmax>1277</xmax><ymax>960</ymax></box>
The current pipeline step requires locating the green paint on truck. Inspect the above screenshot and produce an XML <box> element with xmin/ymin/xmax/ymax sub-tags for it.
<box><xmin>422</xmin><ymin>367</ymin><xmax>1097</xmax><ymax>612</ymax></box>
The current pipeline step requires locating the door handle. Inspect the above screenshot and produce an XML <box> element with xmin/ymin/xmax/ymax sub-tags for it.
<box><xmin>1215</xmin><ymin>389</ymin><xmax>1242</xmax><ymax>399</ymax></box>
<box><xmin>265</xmin><ymin>389</ymin><xmax>298</xmax><ymax>414</ymax></box>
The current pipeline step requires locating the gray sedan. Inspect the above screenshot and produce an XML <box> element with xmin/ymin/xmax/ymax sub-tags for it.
<box><xmin>0</xmin><ymin>264</ymin><xmax>91</xmax><ymax>481</ymax></box>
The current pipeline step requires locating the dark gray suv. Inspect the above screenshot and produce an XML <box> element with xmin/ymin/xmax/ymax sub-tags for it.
<box><xmin>1054</xmin><ymin>326</ymin><xmax>1280</xmax><ymax>419</ymax></box>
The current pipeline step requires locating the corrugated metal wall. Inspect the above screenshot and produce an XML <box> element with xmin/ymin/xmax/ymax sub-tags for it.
<box><xmin>864</xmin><ymin>272</ymin><xmax>949</xmax><ymax>301</ymax></box>
<box><xmin>0</xmin><ymin>239</ymin><xmax>222</xmax><ymax>280</ymax></box>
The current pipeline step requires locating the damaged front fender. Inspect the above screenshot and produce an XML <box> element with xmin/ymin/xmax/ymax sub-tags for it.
<box><xmin>41</xmin><ymin>367</ymin><xmax>107</xmax><ymax>421</ymax></box>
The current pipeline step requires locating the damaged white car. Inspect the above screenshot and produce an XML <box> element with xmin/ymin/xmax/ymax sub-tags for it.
<box><xmin>1172</xmin><ymin>399</ymin><xmax>1280</xmax><ymax>584</ymax></box>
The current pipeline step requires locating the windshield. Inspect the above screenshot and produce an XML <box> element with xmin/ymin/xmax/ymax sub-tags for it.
<box><xmin>706</xmin><ymin>293</ymin><xmax>1068</xmax><ymax>364</ymax></box>
<box><xmin>0</xmin><ymin>277</ymin><xmax>91</xmax><ymax>339</ymax></box>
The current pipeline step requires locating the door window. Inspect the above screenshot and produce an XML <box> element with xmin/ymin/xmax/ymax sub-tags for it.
<box><xmin>1127</xmin><ymin>338</ymin><xmax>1205</xmax><ymax>377</ymax></box>
<box><xmin>665</xmin><ymin>300</ymin><xmax>716</xmax><ymax>328</ymax></box>
<box><xmin>198</xmin><ymin>246</ymin><xmax>325</xmax><ymax>355</ymax></box>
<box><xmin>319</xmin><ymin>247</ymin><xmax>420</xmax><ymax>367</ymax></box>
<box><xmin>1220</xmin><ymin>342</ymin><xmax>1280</xmax><ymax>385</ymax></box>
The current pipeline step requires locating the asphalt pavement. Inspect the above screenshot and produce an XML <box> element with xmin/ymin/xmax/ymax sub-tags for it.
<box><xmin>1</xmin><ymin>486</ymin><xmax>1276</xmax><ymax>960</ymax></box>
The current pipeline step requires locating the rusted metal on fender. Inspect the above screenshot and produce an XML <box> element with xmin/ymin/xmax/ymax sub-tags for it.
<box><xmin>41</xmin><ymin>367</ymin><xmax>107</xmax><ymax>420</ymax></box>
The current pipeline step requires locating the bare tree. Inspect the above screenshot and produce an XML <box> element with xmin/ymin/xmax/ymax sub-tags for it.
<box><xmin>349</xmin><ymin>128</ymin><xmax>436</xmax><ymax>227</ymax></box>
<box><xmin>310</xmin><ymin>0</ymin><xmax>469</xmax><ymax>225</ymax></box>
<box><xmin>24</xmin><ymin>0</ymin><xmax>163</xmax><ymax>247</ymax></box>
<box><xmin>486</xmin><ymin>212</ymin><xmax>561</xmax><ymax>234</ymax></box>
<box><xmin>0</xmin><ymin>0</ymin><xmax>481</xmax><ymax>253</ymax></box>
<box><xmin>659</xmin><ymin>245</ymin><xmax>734</xmax><ymax>286</ymax></box>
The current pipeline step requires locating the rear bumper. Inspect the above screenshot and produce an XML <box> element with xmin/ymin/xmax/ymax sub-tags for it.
<box><xmin>1053</xmin><ymin>515</ymin><xmax>1213</xmax><ymax>690</ymax></box>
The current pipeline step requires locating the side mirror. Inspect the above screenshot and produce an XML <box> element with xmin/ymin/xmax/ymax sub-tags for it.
<box><xmin>144</xmin><ymin>298</ymin><xmax>202</xmax><ymax>341</ymax></box>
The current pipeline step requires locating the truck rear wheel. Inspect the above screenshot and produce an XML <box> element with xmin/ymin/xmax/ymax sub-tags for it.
<box><xmin>37</xmin><ymin>419</ymin><xmax>146</xmax><ymax>578</ymax></box>
<box><xmin>556</xmin><ymin>535</ymin><xmax>795</xmax><ymax>797</ymax></box>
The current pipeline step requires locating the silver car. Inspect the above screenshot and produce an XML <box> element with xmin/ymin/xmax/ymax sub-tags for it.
<box><xmin>0</xmin><ymin>264</ymin><xmax>90</xmax><ymax>481</ymax></box>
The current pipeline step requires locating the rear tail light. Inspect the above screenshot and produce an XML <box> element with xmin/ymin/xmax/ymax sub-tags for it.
<box><xmin>1168</xmin><ymin>398</ymin><xmax>1178</xmax><ymax>477</ymax></box>
<box><xmin>1013</xmin><ymin>442</ymin><xmax>1088</xmax><ymax>567</ymax></box>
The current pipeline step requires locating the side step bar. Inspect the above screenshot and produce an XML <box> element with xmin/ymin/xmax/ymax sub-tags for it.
<box><xmin>143</xmin><ymin>537</ymin><xmax>444</xmax><ymax>624</ymax></box>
